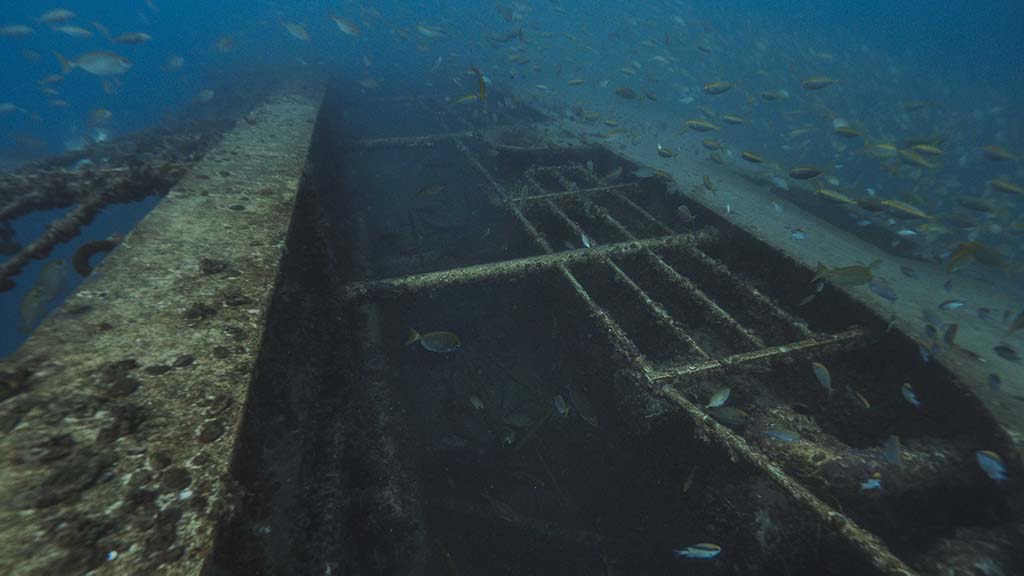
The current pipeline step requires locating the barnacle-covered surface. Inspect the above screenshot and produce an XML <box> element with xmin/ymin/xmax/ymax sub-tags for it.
<box><xmin>0</xmin><ymin>89</ymin><xmax>321</xmax><ymax>575</ymax></box>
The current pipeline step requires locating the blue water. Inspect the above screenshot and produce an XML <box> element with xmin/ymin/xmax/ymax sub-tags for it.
<box><xmin>1</xmin><ymin>0</ymin><xmax>1022</xmax><ymax>357</ymax></box>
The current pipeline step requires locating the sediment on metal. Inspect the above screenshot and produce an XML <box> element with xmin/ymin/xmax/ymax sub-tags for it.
<box><xmin>0</xmin><ymin>91</ymin><xmax>323</xmax><ymax>576</ymax></box>
<box><xmin>604</xmin><ymin>258</ymin><xmax>710</xmax><ymax>360</ymax></box>
<box><xmin>518</xmin><ymin>183</ymin><xmax>638</xmax><ymax>203</ymax></box>
<box><xmin>648</xmin><ymin>327</ymin><xmax>869</xmax><ymax>383</ymax></box>
<box><xmin>656</xmin><ymin>383</ymin><xmax>917</xmax><ymax>576</ymax></box>
<box><xmin>343</xmin><ymin>131</ymin><xmax>476</xmax><ymax>149</ymax></box>
<box><xmin>463</xmin><ymin>150</ymin><xmax>909</xmax><ymax>574</ymax></box>
<box><xmin>681</xmin><ymin>242</ymin><xmax>815</xmax><ymax>338</ymax></box>
<box><xmin>509</xmin><ymin>202</ymin><xmax>555</xmax><ymax>253</ymax></box>
<box><xmin>615</xmin><ymin>191</ymin><xmax>815</xmax><ymax>339</ymax></box>
<box><xmin>336</xmin><ymin>105</ymin><xmax>913</xmax><ymax>575</ymax></box>
<box><xmin>337</xmin><ymin>231</ymin><xmax>717</xmax><ymax>304</ymax></box>
<box><xmin>563</xmin><ymin>171</ymin><xmax>766</xmax><ymax>350</ymax></box>
<box><xmin>447</xmin><ymin>123</ymin><xmax>655</xmax><ymax>373</ymax></box>
<box><xmin>541</xmin><ymin>197</ymin><xmax>709</xmax><ymax>360</ymax></box>
<box><xmin>541</xmin><ymin>177</ymin><xmax>768</xmax><ymax>350</ymax></box>
<box><xmin>640</xmin><ymin>251</ymin><xmax>765</xmax><ymax>349</ymax></box>
<box><xmin>556</xmin><ymin>259</ymin><xmax>654</xmax><ymax>372</ymax></box>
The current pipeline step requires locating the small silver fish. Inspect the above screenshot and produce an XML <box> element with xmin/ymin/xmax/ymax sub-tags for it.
<box><xmin>553</xmin><ymin>394</ymin><xmax>569</xmax><ymax>415</ymax></box>
<box><xmin>975</xmin><ymin>450</ymin><xmax>1007</xmax><ymax>482</ymax></box>
<box><xmin>707</xmin><ymin>406</ymin><xmax>747</xmax><ymax>427</ymax></box>
<box><xmin>405</xmin><ymin>329</ymin><xmax>461</xmax><ymax>353</ymax></box>
<box><xmin>944</xmin><ymin>324</ymin><xmax>958</xmax><ymax>348</ymax></box>
<box><xmin>673</xmin><ymin>543</ymin><xmax>720</xmax><ymax>559</ymax></box>
<box><xmin>868</xmin><ymin>278</ymin><xmax>898</xmax><ymax>301</ymax></box>
<box><xmin>812</xmin><ymin>362</ymin><xmax>831</xmax><ymax>393</ymax></box>
<box><xmin>38</xmin><ymin>9</ymin><xmax>76</xmax><ymax>24</ymax></box>
<box><xmin>939</xmin><ymin>299</ymin><xmax>965</xmax><ymax>310</ymax></box>
<box><xmin>54</xmin><ymin>25</ymin><xmax>93</xmax><ymax>38</ymax></box>
<box><xmin>281</xmin><ymin>20</ymin><xmax>310</xmax><ymax>41</ymax></box>
<box><xmin>769</xmin><ymin>176</ymin><xmax>790</xmax><ymax>190</ymax></box>
<box><xmin>860</xmin><ymin>476</ymin><xmax>883</xmax><ymax>491</ymax></box>
<box><xmin>854</xmin><ymin>390</ymin><xmax>872</xmax><ymax>409</ymax></box>
<box><xmin>994</xmin><ymin>344</ymin><xmax>1020</xmax><ymax>362</ymax></box>
<box><xmin>764</xmin><ymin>429</ymin><xmax>799</xmax><ymax>442</ymax></box>
<box><xmin>886</xmin><ymin>315</ymin><xmax>897</xmax><ymax>332</ymax></box>
<box><xmin>677</xmin><ymin>204</ymin><xmax>696</xmax><ymax>223</ymax></box>
<box><xmin>56</xmin><ymin>50</ymin><xmax>132</xmax><ymax>76</ymax></box>
<box><xmin>706</xmin><ymin>387</ymin><xmax>730</xmax><ymax>408</ymax></box>
<box><xmin>682</xmin><ymin>468</ymin><xmax>695</xmax><ymax>493</ymax></box>
<box><xmin>580</xmin><ymin>232</ymin><xmax>593</xmax><ymax>248</ymax></box>
<box><xmin>330</xmin><ymin>15</ymin><xmax>362</xmax><ymax>36</ymax></box>
<box><xmin>901</xmin><ymin>383</ymin><xmax>921</xmax><ymax>408</ymax></box>
<box><xmin>112</xmin><ymin>32</ymin><xmax>152</xmax><ymax>44</ymax></box>
<box><xmin>791</xmin><ymin>228</ymin><xmax>807</xmax><ymax>240</ymax></box>
<box><xmin>469</xmin><ymin>395</ymin><xmax>484</xmax><ymax>411</ymax></box>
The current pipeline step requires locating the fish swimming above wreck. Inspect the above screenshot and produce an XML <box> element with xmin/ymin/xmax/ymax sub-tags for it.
<box><xmin>0</xmin><ymin>2</ymin><xmax>1023</xmax><ymax>576</ymax></box>
<box><xmin>405</xmin><ymin>328</ymin><xmax>461</xmax><ymax>353</ymax></box>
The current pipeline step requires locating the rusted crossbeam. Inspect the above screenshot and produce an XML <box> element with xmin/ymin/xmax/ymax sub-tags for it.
<box><xmin>515</xmin><ymin>182</ymin><xmax>639</xmax><ymax>204</ymax></box>
<box><xmin>338</xmin><ymin>228</ymin><xmax>718</xmax><ymax>305</ymax></box>
<box><xmin>648</xmin><ymin>326</ymin><xmax>868</xmax><ymax>383</ymax></box>
<box><xmin>343</xmin><ymin>131</ymin><xmax>476</xmax><ymax>149</ymax></box>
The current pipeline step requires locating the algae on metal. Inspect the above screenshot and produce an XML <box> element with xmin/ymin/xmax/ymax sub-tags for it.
<box><xmin>0</xmin><ymin>91</ymin><xmax>322</xmax><ymax>575</ymax></box>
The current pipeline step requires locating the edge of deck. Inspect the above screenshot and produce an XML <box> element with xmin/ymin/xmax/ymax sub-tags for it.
<box><xmin>0</xmin><ymin>90</ymin><xmax>322</xmax><ymax>575</ymax></box>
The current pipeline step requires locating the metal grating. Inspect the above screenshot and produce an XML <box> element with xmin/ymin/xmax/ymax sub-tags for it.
<box><xmin>335</xmin><ymin>99</ymin><xmax>923</xmax><ymax>575</ymax></box>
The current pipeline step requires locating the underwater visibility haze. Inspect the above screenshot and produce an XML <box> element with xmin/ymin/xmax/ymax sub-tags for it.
<box><xmin>1</xmin><ymin>1</ymin><xmax>1023</xmax><ymax>575</ymax></box>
